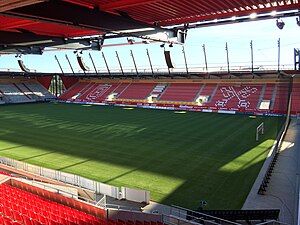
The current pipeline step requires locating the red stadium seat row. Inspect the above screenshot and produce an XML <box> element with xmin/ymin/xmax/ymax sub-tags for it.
<box><xmin>0</xmin><ymin>171</ymin><xmax>12</xmax><ymax>176</ymax></box>
<box><xmin>205</xmin><ymin>85</ymin><xmax>263</xmax><ymax>111</ymax></box>
<box><xmin>118</xmin><ymin>83</ymin><xmax>157</xmax><ymax>100</ymax></box>
<box><xmin>0</xmin><ymin>184</ymin><xmax>104</xmax><ymax>225</ymax></box>
<box><xmin>0</xmin><ymin>184</ymin><xmax>166</xmax><ymax>225</ymax></box>
<box><xmin>58</xmin><ymin>81</ymin><xmax>300</xmax><ymax>114</ymax></box>
<box><xmin>159</xmin><ymin>83</ymin><xmax>203</xmax><ymax>102</ymax></box>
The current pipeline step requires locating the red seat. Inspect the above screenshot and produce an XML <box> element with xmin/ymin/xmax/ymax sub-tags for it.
<box><xmin>12</xmin><ymin>210</ymin><xmax>23</xmax><ymax>223</ymax></box>
<box><xmin>22</xmin><ymin>215</ymin><xmax>34</xmax><ymax>225</ymax></box>
<box><xmin>3</xmin><ymin>216</ymin><xmax>14</xmax><ymax>225</ymax></box>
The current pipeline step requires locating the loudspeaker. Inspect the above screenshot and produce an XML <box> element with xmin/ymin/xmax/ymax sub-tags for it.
<box><xmin>164</xmin><ymin>51</ymin><xmax>174</xmax><ymax>68</ymax></box>
<box><xmin>77</xmin><ymin>56</ymin><xmax>89</xmax><ymax>71</ymax></box>
<box><xmin>17</xmin><ymin>60</ymin><xmax>30</xmax><ymax>73</ymax></box>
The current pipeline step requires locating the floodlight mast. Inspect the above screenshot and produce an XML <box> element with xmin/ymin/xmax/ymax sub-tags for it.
<box><xmin>202</xmin><ymin>44</ymin><xmax>209</xmax><ymax>77</ymax></box>
<box><xmin>89</xmin><ymin>53</ymin><xmax>98</xmax><ymax>75</ymax></box>
<box><xmin>116</xmin><ymin>51</ymin><xmax>124</xmax><ymax>76</ymax></box>
<box><xmin>146</xmin><ymin>49</ymin><xmax>154</xmax><ymax>77</ymax></box>
<box><xmin>54</xmin><ymin>55</ymin><xmax>64</xmax><ymax>75</ymax></box>
<box><xmin>65</xmin><ymin>54</ymin><xmax>75</xmax><ymax>75</ymax></box>
<box><xmin>130</xmin><ymin>50</ymin><xmax>139</xmax><ymax>77</ymax></box>
<box><xmin>101</xmin><ymin>52</ymin><xmax>111</xmax><ymax>77</ymax></box>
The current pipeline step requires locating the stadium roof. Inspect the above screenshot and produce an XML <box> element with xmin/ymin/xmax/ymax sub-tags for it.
<box><xmin>0</xmin><ymin>0</ymin><xmax>299</xmax><ymax>54</ymax></box>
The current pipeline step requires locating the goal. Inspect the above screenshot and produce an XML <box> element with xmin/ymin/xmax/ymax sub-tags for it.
<box><xmin>256</xmin><ymin>122</ymin><xmax>264</xmax><ymax>141</ymax></box>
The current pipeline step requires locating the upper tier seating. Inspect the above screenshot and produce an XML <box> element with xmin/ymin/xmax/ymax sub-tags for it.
<box><xmin>0</xmin><ymin>183</ymin><xmax>103</xmax><ymax>225</ymax></box>
<box><xmin>159</xmin><ymin>83</ymin><xmax>203</xmax><ymax>102</ymax></box>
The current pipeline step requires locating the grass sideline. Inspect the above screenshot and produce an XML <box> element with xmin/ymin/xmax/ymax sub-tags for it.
<box><xmin>0</xmin><ymin>103</ymin><xmax>284</xmax><ymax>209</ymax></box>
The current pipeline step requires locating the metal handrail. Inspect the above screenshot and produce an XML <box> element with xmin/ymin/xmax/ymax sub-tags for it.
<box><xmin>170</xmin><ymin>205</ymin><xmax>241</xmax><ymax>225</ymax></box>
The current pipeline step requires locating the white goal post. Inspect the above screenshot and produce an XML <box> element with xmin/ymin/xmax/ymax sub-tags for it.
<box><xmin>256</xmin><ymin>122</ymin><xmax>264</xmax><ymax>141</ymax></box>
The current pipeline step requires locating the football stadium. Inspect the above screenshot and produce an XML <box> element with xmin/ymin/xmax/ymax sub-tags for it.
<box><xmin>0</xmin><ymin>1</ymin><xmax>300</xmax><ymax>225</ymax></box>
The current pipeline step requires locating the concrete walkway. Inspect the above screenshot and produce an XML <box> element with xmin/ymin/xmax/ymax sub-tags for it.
<box><xmin>142</xmin><ymin>201</ymin><xmax>172</xmax><ymax>215</ymax></box>
<box><xmin>243</xmin><ymin>118</ymin><xmax>300</xmax><ymax>225</ymax></box>
<box><xmin>143</xmin><ymin>119</ymin><xmax>300</xmax><ymax>224</ymax></box>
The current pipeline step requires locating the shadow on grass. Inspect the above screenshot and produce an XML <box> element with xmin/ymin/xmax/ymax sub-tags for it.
<box><xmin>0</xmin><ymin>145</ymin><xmax>25</xmax><ymax>152</ymax></box>
<box><xmin>0</xmin><ymin>103</ymin><xmax>286</xmax><ymax>209</ymax></box>
<box><xmin>20</xmin><ymin>151</ymin><xmax>56</xmax><ymax>161</ymax></box>
<box><xmin>58</xmin><ymin>159</ymin><xmax>91</xmax><ymax>170</ymax></box>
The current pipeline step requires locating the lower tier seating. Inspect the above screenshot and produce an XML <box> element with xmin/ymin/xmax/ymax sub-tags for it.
<box><xmin>118</xmin><ymin>83</ymin><xmax>157</xmax><ymax>100</ymax></box>
<box><xmin>159</xmin><ymin>83</ymin><xmax>203</xmax><ymax>102</ymax></box>
<box><xmin>59</xmin><ymin>81</ymin><xmax>300</xmax><ymax>115</ymax></box>
<box><xmin>207</xmin><ymin>84</ymin><xmax>263</xmax><ymax>111</ymax></box>
<box><xmin>0</xmin><ymin>183</ymin><xmax>103</xmax><ymax>225</ymax></box>
<box><xmin>0</xmin><ymin>82</ymin><xmax>54</xmax><ymax>104</ymax></box>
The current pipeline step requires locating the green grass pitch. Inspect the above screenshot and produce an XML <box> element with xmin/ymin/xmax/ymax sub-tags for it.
<box><xmin>0</xmin><ymin>103</ymin><xmax>284</xmax><ymax>209</ymax></box>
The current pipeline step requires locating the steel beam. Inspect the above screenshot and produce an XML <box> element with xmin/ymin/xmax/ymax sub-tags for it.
<box><xmin>1</xmin><ymin>0</ymin><xmax>184</xmax><ymax>43</ymax></box>
<box><xmin>101</xmin><ymin>0</ymin><xmax>159</xmax><ymax>11</ymax></box>
<box><xmin>0</xmin><ymin>0</ymin><xmax>44</xmax><ymax>12</ymax></box>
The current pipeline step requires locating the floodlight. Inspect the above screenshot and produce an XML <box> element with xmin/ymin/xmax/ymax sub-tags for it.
<box><xmin>142</xmin><ymin>40</ymin><xmax>150</xmax><ymax>44</ymax></box>
<box><xmin>276</xmin><ymin>19</ymin><xmax>285</xmax><ymax>30</ymax></box>
<box><xmin>160</xmin><ymin>43</ymin><xmax>165</xmax><ymax>48</ymax></box>
<box><xmin>127</xmin><ymin>38</ymin><xmax>135</xmax><ymax>44</ymax></box>
<box><xmin>169</xmin><ymin>43</ymin><xmax>173</xmax><ymax>48</ymax></box>
<box><xmin>250</xmin><ymin>13</ymin><xmax>257</xmax><ymax>19</ymax></box>
<box><xmin>270</xmin><ymin>11</ymin><xmax>277</xmax><ymax>17</ymax></box>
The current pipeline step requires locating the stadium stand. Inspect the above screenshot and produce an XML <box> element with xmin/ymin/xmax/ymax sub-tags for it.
<box><xmin>57</xmin><ymin>79</ymin><xmax>300</xmax><ymax>115</ymax></box>
<box><xmin>0</xmin><ymin>82</ymin><xmax>32</xmax><ymax>103</ymax></box>
<box><xmin>258</xmin><ymin>84</ymin><xmax>276</xmax><ymax>110</ymax></box>
<box><xmin>76</xmin><ymin>83</ymin><xmax>98</xmax><ymax>101</ymax></box>
<box><xmin>113</xmin><ymin>83</ymin><xmax>131</xmax><ymax>96</ymax></box>
<box><xmin>159</xmin><ymin>83</ymin><xmax>203</xmax><ymax>102</ymax></box>
<box><xmin>118</xmin><ymin>83</ymin><xmax>157</xmax><ymax>100</ymax></box>
<box><xmin>58</xmin><ymin>82</ymin><xmax>88</xmax><ymax>101</ymax></box>
<box><xmin>0</xmin><ymin>183</ymin><xmax>104</xmax><ymax>225</ymax></box>
<box><xmin>198</xmin><ymin>83</ymin><xmax>218</xmax><ymax>104</ymax></box>
<box><xmin>0</xmin><ymin>90</ymin><xmax>5</xmax><ymax>104</ymax></box>
<box><xmin>13</xmin><ymin>83</ymin><xmax>31</xmax><ymax>100</ymax></box>
<box><xmin>24</xmin><ymin>82</ymin><xmax>55</xmax><ymax>100</ymax></box>
<box><xmin>0</xmin><ymin>81</ymin><xmax>54</xmax><ymax>103</ymax></box>
<box><xmin>210</xmin><ymin>84</ymin><xmax>263</xmax><ymax>111</ymax></box>
<box><xmin>272</xmin><ymin>83</ymin><xmax>290</xmax><ymax>113</ymax></box>
<box><xmin>81</xmin><ymin>83</ymin><xmax>119</xmax><ymax>102</ymax></box>
<box><xmin>291</xmin><ymin>83</ymin><xmax>300</xmax><ymax>114</ymax></box>
<box><xmin>0</xmin><ymin>171</ymin><xmax>11</xmax><ymax>176</ymax></box>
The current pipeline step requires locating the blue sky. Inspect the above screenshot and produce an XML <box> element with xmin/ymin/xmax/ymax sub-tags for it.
<box><xmin>1</xmin><ymin>16</ymin><xmax>300</xmax><ymax>73</ymax></box>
